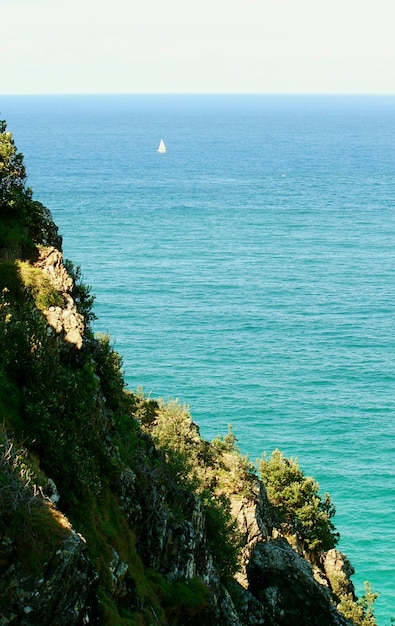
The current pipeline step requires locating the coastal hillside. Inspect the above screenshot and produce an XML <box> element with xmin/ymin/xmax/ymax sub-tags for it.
<box><xmin>0</xmin><ymin>120</ymin><xmax>377</xmax><ymax>625</ymax></box>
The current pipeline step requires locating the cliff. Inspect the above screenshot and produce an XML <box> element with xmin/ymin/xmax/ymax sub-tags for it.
<box><xmin>0</xmin><ymin>121</ymin><xmax>377</xmax><ymax>625</ymax></box>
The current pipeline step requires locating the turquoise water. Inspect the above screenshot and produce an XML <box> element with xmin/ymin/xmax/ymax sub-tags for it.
<box><xmin>2</xmin><ymin>95</ymin><xmax>394</xmax><ymax>624</ymax></box>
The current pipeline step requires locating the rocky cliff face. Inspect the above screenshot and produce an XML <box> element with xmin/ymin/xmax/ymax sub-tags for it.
<box><xmin>1</xmin><ymin>528</ymin><xmax>98</xmax><ymax>626</ymax></box>
<box><xmin>0</xmin><ymin>122</ymin><xmax>371</xmax><ymax>626</ymax></box>
<box><xmin>36</xmin><ymin>246</ymin><xmax>85</xmax><ymax>349</ymax></box>
<box><xmin>0</xmin><ymin>235</ymin><xmax>357</xmax><ymax>626</ymax></box>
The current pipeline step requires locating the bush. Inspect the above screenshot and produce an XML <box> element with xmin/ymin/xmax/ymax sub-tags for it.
<box><xmin>337</xmin><ymin>581</ymin><xmax>378</xmax><ymax>626</ymax></box>
<box><xmin>0</xmin><ymin>431</ymin><xmax>70</xmax><ymax>574</ymax></box>
<box><xmin>64</xmin><ymin>259</ymin><xmax>96</xmax><ymax>328</ymax></box>
<box><xmin>259</xmin><ymin>449</ymin><xmax>339</xmax><ymax>554</ymax></box>
<box><xmin>202</xmin><ymin>490</ymin><xmax>242</xmax><ymax>578</ymax></box>
<box><xmin>0</xmin><ymin>120</ymin><xmax>27</xmax><ymax>213</ymax></box>
<box><xmin>147</xmin><ymin>570</ymin><xmax>210</xmax><ymax>620</ymax></box>
<box><xmin>1</xmin><ymin>120</ymin><xmax>61</xmax><ymax>254</ymax></box>
<box><xmin>93</xmin><ymin>333</ymin><xmax>125</xmax><ymax>411</ymax></box>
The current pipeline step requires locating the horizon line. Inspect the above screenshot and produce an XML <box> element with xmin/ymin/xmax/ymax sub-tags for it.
<box><xmin>2</xmin><ymin>92</ymin><xmax>395</xmax><ymax>98</ymax></box>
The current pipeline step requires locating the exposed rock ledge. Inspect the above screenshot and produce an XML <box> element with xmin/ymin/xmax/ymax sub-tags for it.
<box><xmin>247</xmin><ymin>538</ymin><xmax>352</xmax><ymax>626</ymax></box>
<box><xmin>35</xmin><ymin>246</ymin><xmax>84</xmax><ymax>349</ymax></box>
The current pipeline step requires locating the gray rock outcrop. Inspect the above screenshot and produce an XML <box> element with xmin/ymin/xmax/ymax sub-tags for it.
<box><xmin>0</xmin><ymin>526</ymin><xmax>98</xmax><ymax>625</ymax></box>
<box><xmin>35</xmin><ymin>246</ymin><xmax>84</xmax><ymax>348</ymax></box>
<box><xmin>246</xmin><ymin>538</ymin><xmax>352</xmax><ymax>626</ymax></box>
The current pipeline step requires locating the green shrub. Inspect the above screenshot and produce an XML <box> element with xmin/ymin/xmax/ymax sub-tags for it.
<box><xmin>17</xmin><ymin>260</ymin><xmax>64</xmax><ymax>309</ymax></box>
<box><xmin>0</xmin><ymin>272</ymin><xmax>109</xmax><ymax>504</ymax></box>
<box><xmin>147</xmin><ymin>570</ymin><xmax>210</xmax><ymax>619</ymax></box>
<box><xmin>0</xmin><ymin>432</ymin><xmax>70</xmax><ymax>573</ymax></box>
<box><xmin>64</xmin><ymin>259</ymin><xmax>96</xmax><ymax>328</ymax></box>
<box><xmin>0</xmin><ymin>120</ymin><xmax>27</xmax><ymax>214</ymax></box>
<box><xmin>201</xmin><ymin>490</ymin><xmax>242</xmax><ymax>578</ymax></box>
<box><xmin>337</xmin><ymin>581</ymin><xmax>378</xmax><ymax>626</ymax></box>
<box><xmin>259</xmin><ymin>449</ymin><xmax>339</xmax><ymax>554</ymax></box>
<box><xmin>211</xmin><ymin>424</ymin><xmax>239</xmax><ymax>453</ymax></box>
<box><xmin>93</xmin><ymin>333</ymin><xmax>125</xmax><ymax>411</ymax></box>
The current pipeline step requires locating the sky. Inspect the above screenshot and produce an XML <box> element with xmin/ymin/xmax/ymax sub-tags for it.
<box><xmin>1</xmin><ymin>0</ymin><xmax>394</xmax><ymax>95</ymax></box>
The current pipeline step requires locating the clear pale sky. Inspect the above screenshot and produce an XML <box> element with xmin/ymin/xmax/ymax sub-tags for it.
<box><xmin>1</xmin><ymin>0</ymin><xmax>394</xmax><ymax>95</ymax></box>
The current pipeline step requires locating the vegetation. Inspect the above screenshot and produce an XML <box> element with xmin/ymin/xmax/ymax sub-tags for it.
<box><xmin>0</xmin><ymin>120</ymin><xmax>27</xmax><ymax>228</ymax></box>
<box><xmin>139</xmin><ymin>399</ymin><xmax>247</xmax><ymax>578</ymax></box>
<box><xmin>259</xmin><ymin>449</ymin><xmax>379</xmax><ymax>625</ymax></box>
<box><xmin>64</xmin><ymin>258</ymin><xmax>97</xmax><ymax>328</ymax></box>
<box><xmin>146</xmin><ymin>571</ymin><xmax>211</xmax><ymax>622</ymax></box>
<box><xmin>337</xmin><ymin>582</ymin><xmax>378</xmax><ymax>626</ymax></box>
<box><xmin>0</xmin><ymin>119</ymin><xmax>61</xmax><ymax>255</ymax></box>
<box><xmin>0</xmin><ymin>427</ymin><xmax>70</xmax><ymax>574</ymax></box>
<box><xmin>17</xmin><ymin>259</ymin><xmax>64</xmax><ymax>309</ymax></box>
<box><xmin>1</xmin><ymin>122</ymin><xmax>242</xmax><ymax>620</ymax></box>
<box><xmin>259</xmin><ymin>448</ymin><xmax>339</xmax><ymax>555</ymax></box>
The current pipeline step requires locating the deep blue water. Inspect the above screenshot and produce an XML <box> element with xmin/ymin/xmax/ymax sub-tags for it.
<box><xmin>2</xmin><ymin>94</ymin><xmax>394</xmax><ymax>624</ymax></box>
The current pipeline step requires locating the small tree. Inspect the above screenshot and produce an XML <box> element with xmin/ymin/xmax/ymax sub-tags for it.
<box><xmin>0</xmin><ymin>120</ymin><xmax>61</xmax><ymax>251</ymax></box>
<box><xmin>259</xmin><ymin>449</ymin><xmax>339</xmax><ymax>554</ymax></box>
<box><xmin>0</xmin><ymin>120</ymin><xmax>27</xmax><ymax>210</ymax></box>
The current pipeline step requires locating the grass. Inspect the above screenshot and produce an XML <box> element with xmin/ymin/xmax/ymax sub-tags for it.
<box><xmin>0</xmin><ymin>430</ymin><xmax>71</xmax><ymax>575</ymax></box>
<box><xmin>146</xmin><ymin>571</ymin><xmax>211</xmax><ymax>623</ymax></box>
<box><xmin>17</xmin><ymin>260</ymin><xmax>64</xmax><ymax>310</ymax></box>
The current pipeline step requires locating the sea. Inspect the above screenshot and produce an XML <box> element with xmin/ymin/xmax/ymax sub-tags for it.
<box><xmin>1</xmin><ymin>94</ymin><xmax>394</xmax><ymax>625</ymax></box>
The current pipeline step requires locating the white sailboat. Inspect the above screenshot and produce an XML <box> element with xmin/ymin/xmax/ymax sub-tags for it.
<box><xmin>157</xmin><ymin>139</ymin><xmax>167</xmax><ymax>154</ymax></box>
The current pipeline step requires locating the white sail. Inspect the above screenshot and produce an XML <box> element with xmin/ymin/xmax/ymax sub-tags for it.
<box><xmin>157</xmin><ymin>139</ymin><xmax>167</xmax><ymax>153</ymax></box>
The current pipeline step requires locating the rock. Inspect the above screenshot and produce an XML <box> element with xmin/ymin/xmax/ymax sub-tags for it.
<box><xmin>35</xmin><ymin>247</ymin><xmax>73</xmax><ymax>293</ymax></box>
<box><xmin>145</xmin><ymin>489</ymin><xmax>213</xmax><ymax>582</ymax></box>
<box><xmin>44</xmin><ymin>306</ymin><xmax>63</xmax><ymax>333</ymax></box>
<box><xmin>247</xmin><ymin>538</ymin><xmax>352</xmax><ymax>626</ymax></box>
<box><xmin>43</xmin><ymin>304</ymin><xmax>84</xmax><ymax>348</ymax></box>
<box><xmin>227</xmin><ymin>578</ymin><xmax>269</xmax><ymax>625</ymax></box>
<box><xmin>35</xmin><ymin>247</ymin><xmax>85</xmax><ymax>348</ymax></box>
<box><xmin>231</xmin><ymin>480</ymin><xmax>272</xmax><ymax>588</ymax></box>
<box><xmin>126</xmin><ymin>454</ymin><xmax>244</xmax><ymax>624</ymax></box>
<box><xmin>324</xmin><ymin>549</ymin><xmax>356</xmax><ymax>600</ymax></box>
<box><xmin>0</xmin><ymin>528</ymin><xmax>98</xmax><ymax>625</ymax></box>
<box><xmin>43</xmin><ymin>478</ymin><xmax>60</xmax><ymax>505</ymax></box>
<box><xmin>110</xmin><ymin>549</ymin><xmax>129</xmax><ymax>598</ymax></box>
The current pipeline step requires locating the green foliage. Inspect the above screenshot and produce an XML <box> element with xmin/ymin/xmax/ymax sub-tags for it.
<box><xmin>142</xmin><ymin>398</ymin><xmax>245</xmax><ymax>578</ymax></box>
<box><xmin>0</xmin><ymin>234</ymin><xmax>137</xmax><ymax>505</ymax></box>
<box><xmin>128</xmin><ymin>387</ymin><xmax>159</xmax><ymax>426</ymax></box>
<box><xmin>0</xmin><ymin>261</ymin><xmax>24</xmax><ymax>300</ymax></box>
<box><xmin>0</xmin><ymin>431</ymin><xmax>37</xmax><ymax>514</ymax></box>
<box><xmin>211</xmin><ymin>424</ymin><xmax>239</xmax><ymax>452</ymax></box>
<box><xmin>201</xmin><ymin>490</ymin><xmax>242</xmax><ymax>578</ymax></box>
<box><xmin>144</xmin><ymin>398</ymin><xmax>199</xmax><ymax>481</ymax></box>
<box><xmin>147</xmin><ymin>570</ymin><xmax>210</xmax><ymax>621</ymax></box>
<box><xmin>64</xmin><ymin>259</ymin><xmax>96</xmax><ymax>327</ymax></box>
<box><xmin>337</xmin><ymin>581</ymin><xmax>378</xmax><ymax>626</ymax></box>
<box><xmin>259</xmin><ymin>449</ymin><xmax>339</xmax><ymax>554</ymax></box>
<box><xmin>0</xmin><ymin>268</ymin><xmax>115</xmax><ymax>505</ymax></box>
<box><xmin>70</xmin><ymin>488</ymin><xmax>137</xmax><ymax>587</ymax></box>
<box><xmin>0</xmin><ymin>119</ymin><xmax>27</xmax><ymax>212</ymax></box>
<box><xmin>17</xmin><ymin>260</ymin><xmax>64</xmax><ymax>309</ymax></box>
<box><xmin>0</xmin><ymin>120</ymin><xmax>34</xmax><ymax>254</ymax></box>
<box><xmin>93</xmin><ymin>333</ymin><xmax>126</xmax><ymax>411</ymax></box>
<box><xmin>0</xmin><ymin>120</ymin><xmax>61</xmax><ymax>254</ymax></box>
<box><xmin>0</xmin><ymin>431</ymin><xmax>70</xmax><ymax>573</ymax></box>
